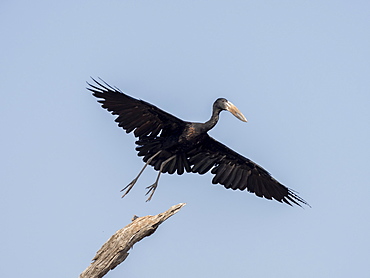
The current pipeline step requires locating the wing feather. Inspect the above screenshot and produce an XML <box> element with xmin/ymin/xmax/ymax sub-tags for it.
<box><xmin>88</xmin><ymin>78</ymin><xmax>186</xmax><ymax>139</ymax></box>
<box><xmin>190</xmin><ymin>135</ymin><xmax>309</xmax><ymax>207</ymax></box>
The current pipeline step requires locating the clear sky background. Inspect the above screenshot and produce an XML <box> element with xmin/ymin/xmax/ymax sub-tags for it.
<box><xmin>1</xmin><ymin>1</ymin><xmax>370</xmax><ymax>277</ymax></box>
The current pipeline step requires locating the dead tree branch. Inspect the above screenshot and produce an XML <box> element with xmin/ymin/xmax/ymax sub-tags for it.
<box><xmin>79</xmin><ymin>203</ymin><xmax>186</xmax><ymax>278</ymax></box>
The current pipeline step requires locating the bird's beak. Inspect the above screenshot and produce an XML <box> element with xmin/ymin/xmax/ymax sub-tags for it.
<box><xmin>225</xmin><ymin>101</ymin><xmax>247</xmax><ymax>122</ymax></box>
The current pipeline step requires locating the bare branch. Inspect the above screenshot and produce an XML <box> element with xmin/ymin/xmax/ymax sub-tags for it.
<box><xmin>80</xmin><ymin>203</ymin><xmax>186</xmax><ymax>278</ymax></box>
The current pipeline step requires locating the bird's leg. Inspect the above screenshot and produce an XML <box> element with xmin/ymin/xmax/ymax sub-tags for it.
<box><xmin>121</xmin><ymin>151</ymin><xmax>162</xmax><ymax>198</ymax></box>
<box><xmin>145</xmin><ymin>155</ymin><xmax>176</xmax><ymax>202</ymax></box>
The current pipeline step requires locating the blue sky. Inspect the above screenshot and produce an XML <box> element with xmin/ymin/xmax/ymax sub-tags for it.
<box><xmin>1</xmin><ymin>1</ymin><xmax>370</xmax><ymax>277</ymax></box>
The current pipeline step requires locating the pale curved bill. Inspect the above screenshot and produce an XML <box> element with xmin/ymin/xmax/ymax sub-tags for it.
<box><xmin>226</xmin><ymin>101</ymin><xmax>247</xmax><ymax>122</ymax></box>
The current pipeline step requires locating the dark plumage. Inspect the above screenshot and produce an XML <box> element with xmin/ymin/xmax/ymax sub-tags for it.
<box><xmin>88</xmin><ymin>78</ymin><xmax>309</xmax><ymax>207</ymax></box>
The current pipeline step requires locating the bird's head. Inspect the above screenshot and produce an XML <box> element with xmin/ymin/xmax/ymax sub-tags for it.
<box><xmin>215</xmin><ymin>98</ymin><xmax>247</xmax><ymax>122</ymax></box>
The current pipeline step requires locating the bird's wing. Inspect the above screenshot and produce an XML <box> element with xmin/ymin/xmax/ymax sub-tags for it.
<box><xmin>189</xmin><ymin>135</ymin><xmax>309</xmax><ymax>207</ymax></box>
<box><xmin>87</xmin><ymin>78</ymin><xmax>186</xmax><ymax>138</ymax></box>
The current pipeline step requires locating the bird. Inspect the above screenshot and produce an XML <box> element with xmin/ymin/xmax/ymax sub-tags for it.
<box><xmin>87</xmin><ymin>78</ymin><xmax>309</xmax><ymax>207</ymax></box>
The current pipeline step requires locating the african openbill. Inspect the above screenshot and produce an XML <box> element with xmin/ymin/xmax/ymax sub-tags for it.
<box><xmin>88</xmin><ymin>78</ymin><xmax>309</xmax><ymax>207</ymax></box>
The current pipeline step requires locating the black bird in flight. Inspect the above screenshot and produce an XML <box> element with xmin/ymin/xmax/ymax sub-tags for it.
<box><xmin>88</xmin><ymin>78</ymin><xmax>309</xmax><ymax>207</ymax></box>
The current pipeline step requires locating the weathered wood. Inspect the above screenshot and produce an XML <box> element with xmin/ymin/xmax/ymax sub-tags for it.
<box><xmin>80</xmin><ymin>203</ymin><xmax>186</xmax><ymax>278</ymax></box>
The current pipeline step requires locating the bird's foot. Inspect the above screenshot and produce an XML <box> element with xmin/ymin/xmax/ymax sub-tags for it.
<box><xmin>145</xmin><ymin>183</ymin><xmax>158</xmax><ymax>202</ymax></box>
<box><xmin>120</xmin><ymin>178</ymin><xmax>138</xmax><ymax>198</ymax></box>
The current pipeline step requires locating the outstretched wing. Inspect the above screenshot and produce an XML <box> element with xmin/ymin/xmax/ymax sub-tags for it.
<box><xmin>87</xmin><ymin>78</ymin><xmax>186</xmax><ymax>138</ymax></box>
<box><xmin>189</xmin><ymin>135</ymin><xmax>309</xmax><ymax>207</ymax></box>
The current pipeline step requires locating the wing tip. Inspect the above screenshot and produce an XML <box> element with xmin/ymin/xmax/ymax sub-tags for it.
<box><xmin>86</xmin><ymin>77</ymin><xmax>122</xmax><ymax>94</ymax></box>
<box><xmin>284</xmin><ymin>188</ymin><xmax>311</xmax><ymax>208</ymax></box>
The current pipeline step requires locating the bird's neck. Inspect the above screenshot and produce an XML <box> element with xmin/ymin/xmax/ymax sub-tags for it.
<box><xmin>203</xmin><ymin>107</ymin><xmax>221</xmax><ymax>132</ymax></box>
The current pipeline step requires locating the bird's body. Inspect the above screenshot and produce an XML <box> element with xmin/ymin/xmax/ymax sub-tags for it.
<box><xmin>88</xmin><ymin>78</ymin><xmax>309</xmax><ymax>207</ymax></box>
